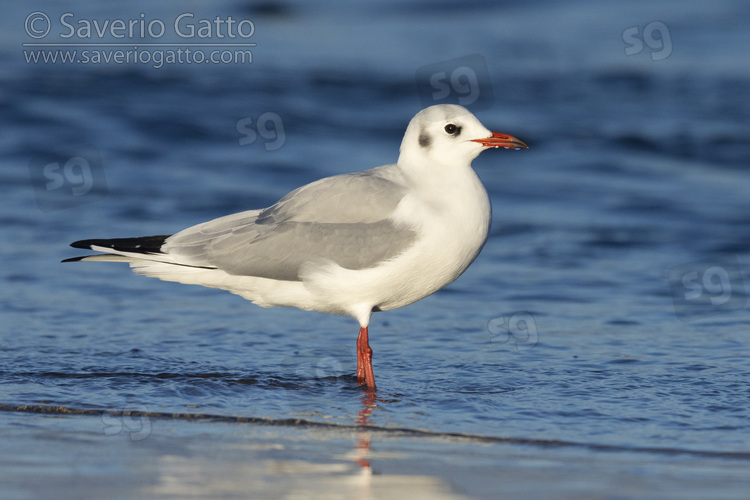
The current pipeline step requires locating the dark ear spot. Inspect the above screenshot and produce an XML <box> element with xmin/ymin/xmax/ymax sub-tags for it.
<box><xmin>419</xmin><ymin>131</ymin><xmax>432</xmax><ymax>148</ymax></box>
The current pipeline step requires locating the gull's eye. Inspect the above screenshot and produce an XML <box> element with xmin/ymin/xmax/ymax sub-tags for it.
<box><xmin>444</xmin><ymin>123</ymin><xmax>461</xmax><ymax>135</ymax></box>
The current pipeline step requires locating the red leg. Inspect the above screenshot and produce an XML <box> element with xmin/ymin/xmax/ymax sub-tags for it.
<box><xmin>356</xmin><ymin>326</ymin><xmax>376</xmax><ymax>389</ymax></box>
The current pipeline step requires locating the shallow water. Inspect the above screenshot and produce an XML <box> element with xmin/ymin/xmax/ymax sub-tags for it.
<box><xmin>2</xmin><ymin>0</ymin><xmax>750</xmax><ymax>498</ymax></box>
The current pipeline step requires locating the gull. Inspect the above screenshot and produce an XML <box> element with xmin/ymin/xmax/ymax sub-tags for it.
<box><xmin>64</xmin><ymin>104</ymin><xmax>528</xmax><ymax>389</ymax></box>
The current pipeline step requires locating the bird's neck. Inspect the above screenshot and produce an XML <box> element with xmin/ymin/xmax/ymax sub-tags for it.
<box><xmin>398</xmin><ymin>157</ymin><xmax>478</xmax><ymax>194</ymax></box>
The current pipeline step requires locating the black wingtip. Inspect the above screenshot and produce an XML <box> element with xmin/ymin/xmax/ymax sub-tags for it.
<box><xmin>70</xmin><ymin>239</ymin><xmax>96</xmax><ymax>250</ymax></box>
<box><xmin>67</xmin><ymin>235</ymin><xmax>171</xmax><ymax>254</ymax></box>
<box><xmin>61</xmin><ymin>256</ymin><xmax>87</xmax><ymax>263</ymax></box>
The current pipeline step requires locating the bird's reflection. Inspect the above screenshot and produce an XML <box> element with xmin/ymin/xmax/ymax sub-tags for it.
<box><xmin>353</xmin><ymin>389</ymin><xmax>378</xmax><ymax>470</ymax></box>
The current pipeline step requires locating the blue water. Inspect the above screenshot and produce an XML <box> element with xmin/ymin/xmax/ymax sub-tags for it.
<box><xmin>2</xmin><ymin>0</ymin><xmax>750</xmax><ymax>497</ymax></box>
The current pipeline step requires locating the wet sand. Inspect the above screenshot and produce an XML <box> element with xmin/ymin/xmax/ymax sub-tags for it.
<box><xmin>2</xmin><ymin>406</ymin><xmax>749</xmax><ymax>500</ymax></box>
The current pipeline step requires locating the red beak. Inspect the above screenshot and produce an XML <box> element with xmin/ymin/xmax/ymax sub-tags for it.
<box><xmin>471</xmin><ymin>132</ymin><xmax>529</xmax><ymax>150</ymax></box>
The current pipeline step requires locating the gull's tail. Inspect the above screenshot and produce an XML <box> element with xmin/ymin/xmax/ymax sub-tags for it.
<box><xmin>61</xmin><ymin>233</ymin><xmax>283</xmax><ymax>306</ymax></box>
<box><xmin>62</xmin><ymin>234</ymin><xmax>227</xmax><ymax>295</ymax></box>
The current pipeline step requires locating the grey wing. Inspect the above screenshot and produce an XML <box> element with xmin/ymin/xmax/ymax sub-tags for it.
<box><xmin>164</xmin><ymin>169</ymin><xmax>418</xmax><ymax>281</ymax></box>
<box><xmin>256</xmin><ymin>168</ymin><xmax>407</xmax><ymax>224</ymax></box>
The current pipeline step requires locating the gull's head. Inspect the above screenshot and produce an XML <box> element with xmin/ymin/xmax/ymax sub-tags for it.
<box><xmin>398</xmin><ymin>104</ymin><xmax>528</xmax><ymax>169</ymax></box>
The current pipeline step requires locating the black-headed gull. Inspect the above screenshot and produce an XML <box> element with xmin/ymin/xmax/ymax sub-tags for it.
<box><xmin>64</xmin><ymin>104</ymin><xmax>528</xmax><ymax>389</ymax></box>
